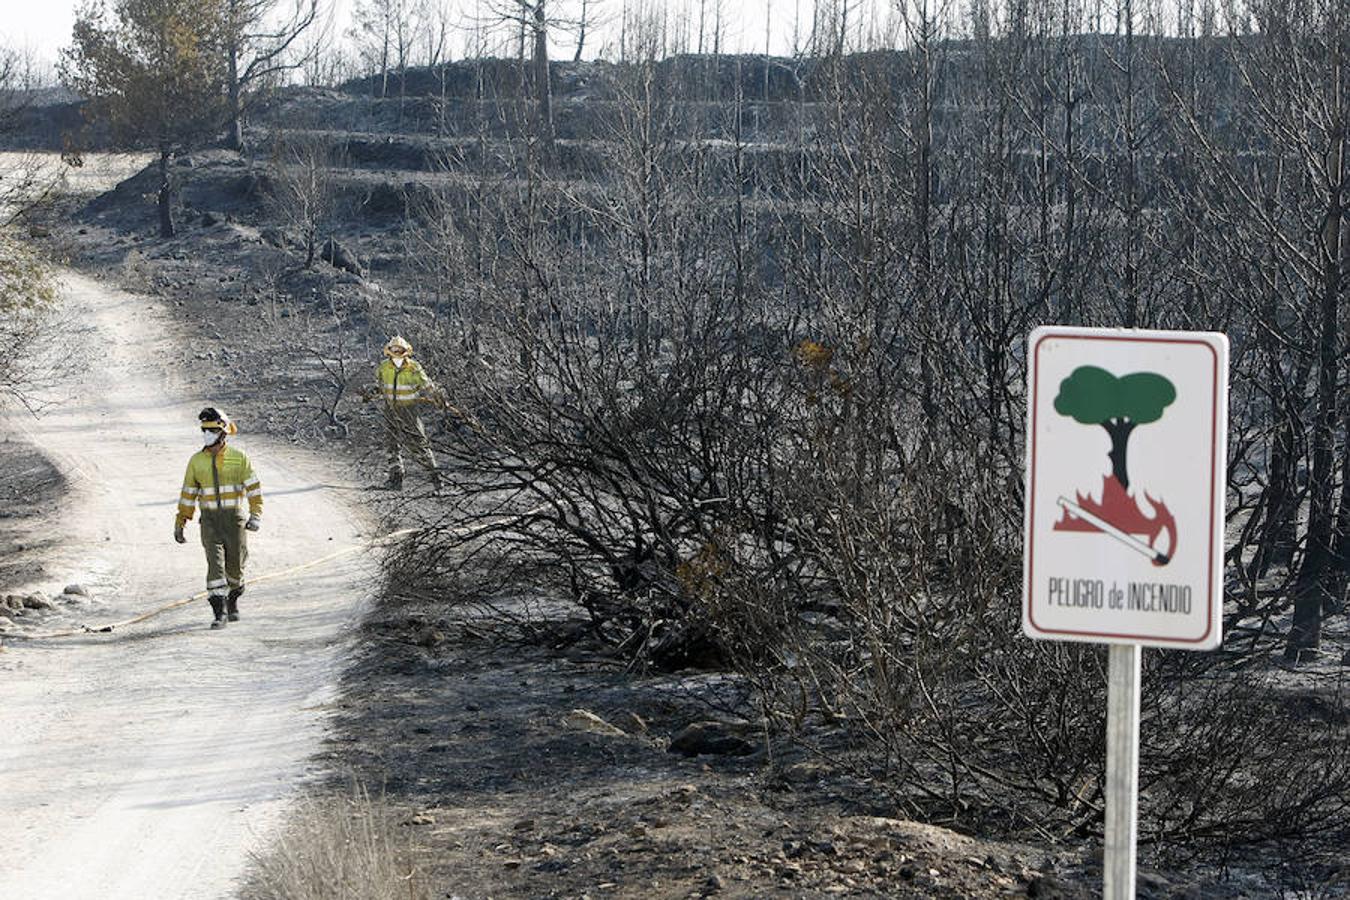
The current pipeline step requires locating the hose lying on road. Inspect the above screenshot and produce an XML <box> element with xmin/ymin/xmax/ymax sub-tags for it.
<box><xmin>0</xmin><ymin>506</ymin><xmax>545</xmax><ymax>643</ymax></box>
<box><xmin>0</xmin><ymin>527</ymin><xmax>417</xmax><ymax>642</ymax></box>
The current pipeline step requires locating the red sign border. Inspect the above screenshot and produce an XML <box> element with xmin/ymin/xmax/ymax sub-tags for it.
<box><xmin>1024</xmin><ymin>330</ymin><xmax>1223</xmax><ymax>647</ymax></box>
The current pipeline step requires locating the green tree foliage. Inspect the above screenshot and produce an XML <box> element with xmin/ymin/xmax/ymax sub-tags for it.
<box><xmin>1053</xmin><ymin>366</ymin><xmax>1176</xmax><ymax>426</ymax></box>
<box><xmin>1053</xmin><ymin>366</ymin><xmax>1176</xmax><ymax>489</ymax></box>
<box><xmin>61</xmin><ymin>0</ymin><xmax>229</xmax><ymax>237</ymax></box>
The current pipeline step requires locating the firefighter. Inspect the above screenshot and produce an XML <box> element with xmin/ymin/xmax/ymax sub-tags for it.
<box><xmin>174</xmin><ymin>407</ymin><xmax>263</xmax><ymax>628</ymax></box>
<box><xmin>374</xmin><ymin>336</ymin><xmax>441</xmax><ymax>490</ymax></box>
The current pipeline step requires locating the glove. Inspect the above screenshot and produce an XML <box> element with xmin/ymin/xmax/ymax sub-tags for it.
<box><xmin>174</xmin><ymin>525</ymin><xmax>186</xmax><ymax>544</ymax></box>
<box><xmin>245</xmin><ymin>515</ymin><xmax>261</xmax><ymax>532</ymax></box>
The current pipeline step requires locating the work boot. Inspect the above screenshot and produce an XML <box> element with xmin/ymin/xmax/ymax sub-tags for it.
<box><xmin>208</xmin><ymin>595</ymin><xmax>228</xmax><ymax>629</ymax></box>
<box><xmin>226</xmin><ymin>587</ymin><xmax>243</xmax><ymax>622</ymax></box>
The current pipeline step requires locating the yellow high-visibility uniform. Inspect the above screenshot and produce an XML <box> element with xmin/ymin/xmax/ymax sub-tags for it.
<box><xmin>375</xmin><ymin>359</ymin><xmax>437</xmax><ymax>482</ymax></box>
<box><xmin>377</xmin><ymin>358</ymin><xmax>432</xmax><ymax>405</ymax></box>
<box><xmin>176</xmin><ymin>444</ymin><xmax>263</xmax><ymax>594</ymax></box>
<box><xmin>176</xmin><ymin>445</ymin><xmax>263</xmax><ymax>524</ymax></box>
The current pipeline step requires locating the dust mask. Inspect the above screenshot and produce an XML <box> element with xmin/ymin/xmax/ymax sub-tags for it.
<box><xmin>202</xmin><ymin>428</ymin><xmax>225</xmax><ymax>448</ymax></box>
<box><xmin>391</xmin><ymin>356</ymin><xmax>407</xmax><ymax>368</ymax></box>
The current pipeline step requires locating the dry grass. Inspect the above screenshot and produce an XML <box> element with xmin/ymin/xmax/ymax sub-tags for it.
<box><xmin>244</xmin><ymin>783</ymin><xmax>433</xmax><ymax>900</ymax></box>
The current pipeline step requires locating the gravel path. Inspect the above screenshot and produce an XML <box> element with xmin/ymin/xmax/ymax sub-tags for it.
<box><xmin>0</xmin><ymin>270</ymin><xmax>378</xmax><ymax>899</ymax></box>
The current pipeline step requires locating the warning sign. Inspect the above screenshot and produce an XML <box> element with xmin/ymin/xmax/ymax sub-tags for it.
<box><xmin>1023</xmin><ymin>327</ymin><xmax>1229</xmax><ymax>649</ymax></box>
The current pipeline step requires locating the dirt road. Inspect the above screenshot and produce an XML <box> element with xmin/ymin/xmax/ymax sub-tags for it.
<box><xmin>0</xmin><ymin>270</ymin><xmax>378</xmax><ymax>898</ymax></box>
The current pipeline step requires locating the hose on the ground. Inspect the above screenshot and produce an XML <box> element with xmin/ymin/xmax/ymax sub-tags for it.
<box><xmin>0</xmin><ymin>505</ymin><xmax>543</xmax><ymax>642</ymax></box>
<box><xmin>0</xmin><ymin>527</ymin><xmax>418</xmax><ymax>641</ymax></box>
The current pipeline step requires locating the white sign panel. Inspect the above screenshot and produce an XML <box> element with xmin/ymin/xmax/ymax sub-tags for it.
<box><xmin>1023</xmin><ymin>327</ymin><xmax>1228</xmax><ymax>649</ymax></box>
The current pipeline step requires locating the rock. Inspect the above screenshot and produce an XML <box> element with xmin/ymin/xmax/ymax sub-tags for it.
<box><xmin>201</xmin><ymin>211</ymin><xmax>222</xmax><ymax>227</ymax></box>
<box><xmin>260</xmin><ymin>226</ymin><xmax>290</xmax><ymax>248</ymax></box>
<box><xmin>23</xmin><ymin>594</ymin><xmax>53</xmax><ymax>610</ymax></box>
<box><xmin>1137</xmin><ymin>870</ymin><xmax>1177</xmax><ymax>898</ymax></box>
<box><xmin>562</xmin><ymin>708</ymin><xmax>626</xmax><ymax>737</ymax></box>
<box><xmin>782</xmin><ymin>760</ymin><xmax>828</xmax><ymax>783</ymax></box>
<box><xmin>321</xmin><ymin>237</ymin><xmax>363</xmax><ymax>276</ymax></box>
<box><xmin>408</xmin><ymin>812</ymin><xmax>435</xmax><ymax>825</ymax></box>
<box><xmin>668</xmin><ymin>721</ymin><xmax>757</xmax><ymax>757</ymax></box>
<box><xmin>1025</xmin><ymin>874</ymin><xmax>1077</xmax><ymax>899</ymax></box>
<box><xmin>63</xmin><ymin>584</ymin><xmax>89</xmax><ymax>597</ymax></box>
<box><xmin>621</xmin><ymin>711</ymin><xmax>648</xmax><ymax>733</ymax></box>
<box><xmin>412</xmin><ymin>626</ymin><xmax>443</xmax><ymax>648</ymax></box>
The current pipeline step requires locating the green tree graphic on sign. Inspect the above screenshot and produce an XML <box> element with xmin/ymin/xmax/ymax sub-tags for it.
<box><xmin>1053</xmin><ymin>366</ymin><xmax>1176</xmax><ymax>490</ymax></box>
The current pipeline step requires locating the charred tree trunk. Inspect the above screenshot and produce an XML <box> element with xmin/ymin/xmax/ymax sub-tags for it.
<box><xmin>1331</xmin><ymin>400</ymin><xmax>1350</xmax><ymax>605</ymax></box>
<box><xmin>157</xmin><ymin>146</ymin><xmax>174</xmax><ymax>238</ymax></box>
<box><xmin>573</xmin><ymin>0</ymin><xmax>589</xmax><ymax>62</ymax></box>
<box><xmin>226</xmin><ymin>0</ymin><xmax>243</xmax><ymax>152</ymax></box>
<box><xmin>1250</xmin><ymin>397</ymin><xmax>1302</xmax><ymax>578</ymax></box>
<box><xmin>1286</xmin><ymin>93</ymin><xmax>1345</xmax><ymax>662</ymax></box>
<box><xmin>532</xmin><ymin>0</ymin><xmax>554</xmax><ymax>148</ymax></box>
<box><xmin>912</xmin><ymin>20</ymin><xmax>936</xmax><ymax>432</ymax></box>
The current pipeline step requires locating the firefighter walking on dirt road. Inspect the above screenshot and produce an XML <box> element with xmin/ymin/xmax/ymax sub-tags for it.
<box><xmin>174</xmin><ymin>407</ymin><xmax>263</xmax><ymax>629</ymax></box>
<box><xmin>373</xmin><ymin>336</ymin><xmax>442</xmax><ymax>491</ymax></box>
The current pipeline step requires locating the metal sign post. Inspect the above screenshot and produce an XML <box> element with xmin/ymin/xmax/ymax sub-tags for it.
<box><xmin>1104</xmin><ymin>644</ymin><xmax>1140</xmax><ymax>900</ymax></box>
<box><xmin>1023</xmin><ymin>326</ymin><xmax>1229</xmax><ymax>900</ymax></box>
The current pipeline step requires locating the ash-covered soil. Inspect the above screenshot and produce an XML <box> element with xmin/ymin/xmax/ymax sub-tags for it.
<box><xmin>327</xmin><ymin>599</ymin><xmax>1106</xmax><ymax>899</ymax></box>
<box><xmin>318</xmin><ymin>593</ymin><xmax>1276</xmax><ymax>899</ymax></box>
<box><xmin>0</xmin><ymin>439</ymin><xmax>65</xmax><ymax>595</ymax></box>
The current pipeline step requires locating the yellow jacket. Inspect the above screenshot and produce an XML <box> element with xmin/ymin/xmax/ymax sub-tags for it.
<box><xmin>176</xmin><ymin>444</ymin><xmax>263</xmax><ymax>527</ymax></box>
<box><xmin>376</xmin><ymin>358</ymin><xmax>435</xmax><ymax>406</ymax></box>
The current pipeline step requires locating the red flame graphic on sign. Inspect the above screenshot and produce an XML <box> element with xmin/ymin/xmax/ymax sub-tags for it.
<box><xmin>1054</xmin><ymin>475</ymin><xmax>1177</xmax><ymax>566</ymax></box>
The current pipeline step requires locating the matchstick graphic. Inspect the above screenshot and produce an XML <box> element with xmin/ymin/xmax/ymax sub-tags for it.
<box><xmin>1057</xmin><ymin>496</ymin><xmax>1171</xmax><ymax>566</ymax></box>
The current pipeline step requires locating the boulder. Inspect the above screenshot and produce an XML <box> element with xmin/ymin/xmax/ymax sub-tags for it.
<box><xmin>260</xmin><ymin>226</ymin><xmax>290</xmax><ymax>248</ymax></box>
<box><xmin>63</xmin><ymin>583</ymin><xmax>89</xmax><ymax>597</ymax></box>
<box><xmin>562</xmin><ymin>708</ymin><xmax>626</xmax><ymax>737</ymax></box>
<box><xmin>23</xmin><ymin>594</ymin><xmax>53</xmax><ymax>610</ymax></box>
<box><xmin>781</xmin><ymin>760</ymin><xmax>829</xmax><ymax>784</ymax></box>
<box><xmin>321</xmin><ymin>237</ymin><xmax>362</xmax><ymax>276</ymax></box>
<box><xmin>668</xmin><ymin>720</ymin><xmax>756</xmax><ymax>757</ymax></box>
